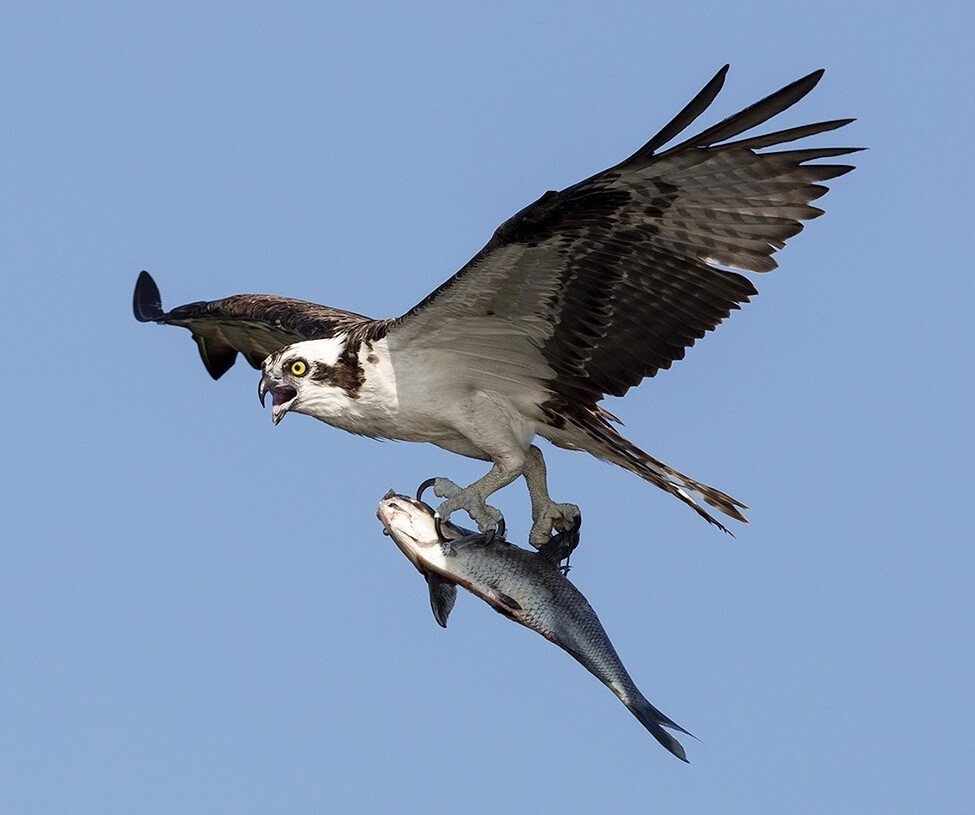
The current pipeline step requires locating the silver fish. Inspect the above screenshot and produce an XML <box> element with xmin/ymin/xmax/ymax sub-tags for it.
<box><xmin>377</xmin><ymin>492</ymin><xmax>692</xmax><ymax>762</ymax></box>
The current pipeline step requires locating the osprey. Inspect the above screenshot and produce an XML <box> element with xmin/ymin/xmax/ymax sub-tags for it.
<box><xmin>133</xmin><ymin>66</ymin><xmax>857</xmax><ymax>547</ymax></box>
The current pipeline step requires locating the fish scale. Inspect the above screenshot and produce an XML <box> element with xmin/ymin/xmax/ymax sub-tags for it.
<box><xmin>378</xmin><ymin>494</ymin><xmax>693</xmax><ymax>762</ymax></box>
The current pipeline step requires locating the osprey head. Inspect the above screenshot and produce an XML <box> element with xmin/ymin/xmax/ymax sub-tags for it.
<box><xmin>258</xmin><ymin>336</ymin><xmax>354</xmax><ymax>425</ymax></box>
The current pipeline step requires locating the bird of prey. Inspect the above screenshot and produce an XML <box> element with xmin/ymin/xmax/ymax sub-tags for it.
<box><xmin>133</xmin><ymin>66</ymin><xmax>857</xmax><ymax>547</ymax></box>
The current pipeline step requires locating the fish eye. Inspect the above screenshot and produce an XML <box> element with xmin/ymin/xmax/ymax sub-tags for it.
<box><xmin>290</xmin><ymin>360</ymin><xmax>307</xmax><ymax>377</ymax></box>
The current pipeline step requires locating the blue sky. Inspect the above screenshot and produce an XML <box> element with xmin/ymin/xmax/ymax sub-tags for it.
<box><xmin>2</xmin><ymin>2</ymin><xmax>972</xmax><ymax>813</ymax></box>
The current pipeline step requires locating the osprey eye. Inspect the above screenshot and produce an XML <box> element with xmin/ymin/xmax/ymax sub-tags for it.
<box><xmin>290</xmin><ymin>360</ymin><xmax>307</xmax><ymax>377</ymax></box>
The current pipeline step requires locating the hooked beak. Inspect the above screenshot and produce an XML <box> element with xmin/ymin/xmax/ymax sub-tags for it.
<box><xmin>258</xmin><ymin>372</ymin><xmax>298</xmax><ymax>426</ymax></box>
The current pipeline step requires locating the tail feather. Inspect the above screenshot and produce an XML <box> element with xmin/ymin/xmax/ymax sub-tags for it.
<box><xmin>555</xmin><ymin>411</ymin><xmax>748</xmax><ymax>533</ymax></box>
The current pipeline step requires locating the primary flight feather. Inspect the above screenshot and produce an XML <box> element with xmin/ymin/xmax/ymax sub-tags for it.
<box><xmin>133</xmin><ymin>66</ymin><xmax>858</xmax><ymax>546</ymax></box>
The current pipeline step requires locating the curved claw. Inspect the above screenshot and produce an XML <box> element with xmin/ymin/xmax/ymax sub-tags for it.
<box><xmin>416</xmin><ymin>477</ymin><xmax>506</xmax><ymax>541</ymax></box>
<box><xmin>433</xmin><ymin>508</ymin><xmax>506</xmax><ymax>543</ymax></box>
<box><xmin>537</xmin><ymin>511</ymin><xmax>582</xmax><ymax>568</ymax></box>
<box><xmin>416</xmin><ymin>477</ymin><xmax>437</xmax><ymax>504</ymax></box>
<box><xmin>417</xmin><ymin>479</ymin><xmax>451</xmax><ymax>543</ymax></box>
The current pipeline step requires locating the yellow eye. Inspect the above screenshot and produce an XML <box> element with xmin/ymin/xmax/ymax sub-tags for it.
<box><xmin>290</xmin><ymin>360</ymin><xmax>307</xmax><ymax>377</ymax></box>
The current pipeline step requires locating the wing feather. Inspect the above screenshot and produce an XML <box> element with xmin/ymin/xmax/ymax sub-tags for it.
<box><xmin>660</xmin><ymin>69</ymin><xmax>826</xmax><ymax>152</ymax></box>
<box><xmin>630</xmin><ymin>64</ymin><xmax>729</xmax><ymax>158</ymax></box>
<box><xmin>133</xmin><ymin>271</ymin><xmax>385</xmax><ymax>379</ymax></box>
<box><xmin>387</xmin><ymin>67</ymin><xmax>859</xmax><ymax>408</ymax></box>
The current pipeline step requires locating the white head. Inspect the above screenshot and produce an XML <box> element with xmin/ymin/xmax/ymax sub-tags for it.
<box><xmin>258</xmin><ymin>337</ymin><xmax>360</xmax><ymax>425</ymax></box>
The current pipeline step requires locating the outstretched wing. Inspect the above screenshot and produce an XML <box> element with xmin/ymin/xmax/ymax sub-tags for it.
<box><xmin>132</xmin><ymin>270</ymin><xmax>379</xmax><ymax>379</ymax></box>
<box><xmin>387</xmin><ymin>66</ymin><xmax>859</xmax><ymax>408</ymax></box>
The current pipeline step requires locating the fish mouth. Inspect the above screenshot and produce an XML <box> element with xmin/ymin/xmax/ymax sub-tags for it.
<box><xmin>377</xmin><ymin>495</ymin><xmax>431</xmax><ymax>545</ymax></box>
<box><xmin>377</xmin><ymin>496</ymin><xmax>409</xmax><ymax>529</ymax></box>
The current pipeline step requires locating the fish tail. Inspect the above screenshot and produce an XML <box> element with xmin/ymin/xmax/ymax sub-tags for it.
<box><xmin>627</xmin><ymin>695</ymin><xmax>693</xmax><ymax>763</ymax></box>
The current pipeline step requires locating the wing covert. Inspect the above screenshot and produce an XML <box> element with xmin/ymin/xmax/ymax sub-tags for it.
<box><xmin>387</xmin><ymin>67</ymin><xmax>859</xmax><ymax>409</ymax></box>
<box><xmin>133</xmin><ymin>271</ymin><xmax>378</xmax><ymax>379</ymax></box>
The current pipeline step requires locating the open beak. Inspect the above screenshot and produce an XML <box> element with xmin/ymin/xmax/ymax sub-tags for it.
<box><xmin>258</xmin><ymin>373</ymin><xmax>298</xmax><ymax>426</ymax></box>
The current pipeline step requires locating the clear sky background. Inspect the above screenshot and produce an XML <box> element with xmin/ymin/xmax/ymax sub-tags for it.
<box><xmin>2</xmin><ymin>2</ymin><xmax>971</xmax><ymax>813</ymax></box>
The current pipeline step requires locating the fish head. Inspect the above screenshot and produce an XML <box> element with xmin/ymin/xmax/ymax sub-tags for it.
<box><xmin>378</xmin><ymin>491</ymin><xmax>462</xmax><ymax>627</ymax></box>
<box><xmin>377</xmin><ymin>492</ymin><xmax>446</xmax><ymax>567</ymax></box>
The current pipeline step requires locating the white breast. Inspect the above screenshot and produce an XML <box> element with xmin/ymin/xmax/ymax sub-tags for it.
<box><xmin>298</xmin><ymin>335</ymin><xmax>550</xmax><ymax>459</ymax></box>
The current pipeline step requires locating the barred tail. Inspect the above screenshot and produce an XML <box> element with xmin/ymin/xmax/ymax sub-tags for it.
<box><xmin>557</xmin><ymin>411</ymin><xmax>748</xmax><ymax>533</ymax></box>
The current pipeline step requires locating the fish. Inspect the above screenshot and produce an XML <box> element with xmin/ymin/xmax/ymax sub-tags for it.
<box><xmin>376</xmin><ymin>492</ymin><xmax>693</xmax><ymax>761</ymax></box>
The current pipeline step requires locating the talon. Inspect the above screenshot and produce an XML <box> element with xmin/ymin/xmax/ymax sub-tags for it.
<box><xmin>416</xmin><ymin>477</ymin><xmax>438</xmax><ymax>504</ymax></box>
<box><xmin>528</xmin><ymin>501</ymin><xmax>581</xmax><ymax>550</ymax></box>
<box><xmin>433</xmin><ymin>514</ymin><xmax>449</xmax><ymax>543</ymax></box>
<box><xmin>568</xmin><ymin>511</ymin><xmax>582</xmax><ymax>536</ymax></box>
<box><xmin>537</xmin><ymin>511</ymin><xmax>582</xmax><ymax>568</ymax></box>
<box><xmin>417</xmin><ymin>477</ymin><xmax>463</xmax><ymax>504</ymax></box>
<box><xmin>464</xmin><ymin>513</ymin><xmax>505</xmax><ymax>542</ymax></box>
<box><xmin>435</xmin><ymin>485</ymin><xmax>503</xmax><ymax>536</ymax></box>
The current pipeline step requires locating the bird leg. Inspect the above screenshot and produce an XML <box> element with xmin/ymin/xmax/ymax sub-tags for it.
<box><xmin>429</xmin><ymin>461</ymin><xmax>515</xmax><ymax>536</ymax></box>
<box><xmin>523</xmin><ymin>445</ymin><xmax>581</xmax><ymax>549</ymax></box>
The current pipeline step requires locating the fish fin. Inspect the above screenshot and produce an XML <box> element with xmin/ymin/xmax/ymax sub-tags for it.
<box><xmin>427</xmin><ymin>574</ymin><xmax>458</xmax><ymax>628</ymax></box>
<box><xmin>496</xmin><ymin>591</ymin><xmax>522</xmax><ymax>612</ymax></box>
<box><xmin>486</xmin><ymin>585</ymin><xmax>522</xmax><ymax>614</ymax></box>
<box><xmin>628</xmin><ymin>697</ymin><xmax>693</xmax><ymax>762</ymax></box>
<box><xmin>446</xmin><ymin>532</ymin><xmax>496</xmax><ymax>554</ymax></box>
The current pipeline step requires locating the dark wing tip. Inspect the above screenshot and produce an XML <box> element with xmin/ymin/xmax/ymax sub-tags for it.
<box><xmin>633</xmin><ymin>64</ymin><xmax>730</xmax><ymax>159</ymax></box>
<box><xmin>195</xmin><ymin>337</ymin><xmax>238</xmax><ymax>380</ymax></box>
<box><xmin>133</xmin><ymin>270</ymin><xmax>164</xmax><ymax>322</ymax></box>
<box><xmin>784</xmin><ymin>68</ymin><xmax>826</xmax><ymax>102</ymax></box>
